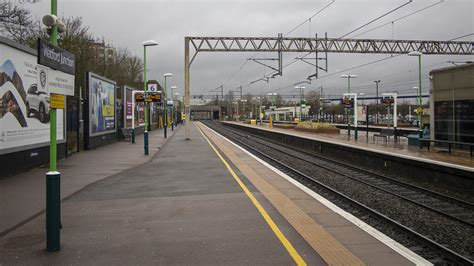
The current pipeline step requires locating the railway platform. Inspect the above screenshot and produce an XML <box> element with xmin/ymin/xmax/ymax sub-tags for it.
<box><xmin>0</xmin><ymin>122</ymin><xmax>428</xmax><ymax>265</ymax></box>
<box><xmin>224</xmin><ymin>121</ymin><xmax>474</xmax><ymax>171</ymax></box>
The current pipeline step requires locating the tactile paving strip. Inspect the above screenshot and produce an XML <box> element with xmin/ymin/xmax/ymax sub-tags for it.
<box><xmin>198</xmin><ymin>123</ymin><xmax>364</xmax><ymax>266</ymax></box>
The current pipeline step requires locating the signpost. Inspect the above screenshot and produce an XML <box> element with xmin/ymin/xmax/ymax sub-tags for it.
<box><xmin>38</xmin><ymin>0</ymin><xmax>75</xmax><ymax>252</ymax></box>
<box><xmin>342</xmin><ymin>93</ymin><xmax>358</xmax><ymax>140</ymax></box>
<box><xmin>50</xmin><ymin>93</ymin><xmax>65</xmax><ymax>109</ymax></box>
<box><xmin>382</xmin><ymin>92</ymin><xmax>398</xmax><ymax>140</ymax></box>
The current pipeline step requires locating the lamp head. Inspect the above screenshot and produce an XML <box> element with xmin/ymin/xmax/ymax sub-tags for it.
<box><xmin>340</xmin><ymin>74</ymin><xmax>348</xmax><ymax>78</ymax></box>
<box><xmin>56</xmin><ymin>20</ymin><xmax>66</xmax><ymax>33</ymax></box>
<box><xmin>164</xmin><ymin>73</ymin><xmax>173</xmax><ymax>77</ymax></box>
<box><xmin>142</xmin><ymin>40</ymin><xmax>158</xmax><ymax>47</ymax></box>
<box><xmin>42</xmin><ymin>14</ymin><xmax>58</xmax><ymax>27</ymax></box>
<box><xmin>170</xmin><ymin>86</ymin><xmax>177</xmax><ymax>89</ymax></box>
<box><xmin>408</xmin><ymin>51</ymin><xmax>422</xmax><ymax>56</ymax></box>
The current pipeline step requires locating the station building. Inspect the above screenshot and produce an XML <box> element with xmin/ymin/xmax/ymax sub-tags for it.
<box><xmin>429</xmin><ymin>63</ymin><xmax>474</xmax><ymax>143</ymax></box>
<box><xmin>264</xmin><ymin>106</ymin><xmax>309</xmax><ymax>121</ymax></box>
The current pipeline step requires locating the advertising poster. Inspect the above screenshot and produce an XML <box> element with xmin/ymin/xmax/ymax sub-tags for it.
<box><xmin>0</xmin><ymin>41</ymin><xmax>65</xmax><ymax>154</ymax></box>
<box><xmin>123</xmin><ymin>86</ymin><xmax>144</xmax><ymax>128</ymax></box>
<box><xmin>357</xmin><ymin>106</ymin><xmax>367</xmax><ymax>122</ymax></box>
<box><xmin>88</xmin><ymin>73</ymin><xmax>116</xmax><ymax>136</ymax></box>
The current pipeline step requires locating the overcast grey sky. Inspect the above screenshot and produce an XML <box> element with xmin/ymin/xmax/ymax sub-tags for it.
<box><xmin>25</xmin><ymin>0</ymin><xmax>473</xmax><ymax>100</ymax></box>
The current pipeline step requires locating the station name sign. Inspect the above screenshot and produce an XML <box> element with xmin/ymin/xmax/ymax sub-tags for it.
<box><xmin>37</xmin><ymin>38</ymin><xmax>75</xmax><ymax>75</ymax></box>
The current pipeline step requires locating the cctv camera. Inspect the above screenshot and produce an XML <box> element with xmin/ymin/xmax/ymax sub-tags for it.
<box><xmin>57</xmin><ymin>20</ymin><xmax>66</xmax><ymax>33</ymax></box>
<box><xmin>42</xmin><ymin>14</ymin><xmax>58</xmax><ymax>27</ymax></box>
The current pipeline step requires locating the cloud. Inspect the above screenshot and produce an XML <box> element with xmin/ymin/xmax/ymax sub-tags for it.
<box><xmin>25</xmin><ymin>0</ymin><xmax>473</xmax><ymax>100</ymax></box>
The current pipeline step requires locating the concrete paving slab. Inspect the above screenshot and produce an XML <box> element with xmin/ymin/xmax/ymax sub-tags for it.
<box><xmin>0</xmin><ymin>127</ymin><xmax>175</xmax><ymax>236</ymax></box>
<box><xmin>0</xmin><ymin>124</ymin><xmax>318</xmax><ymax>265</ymax></box>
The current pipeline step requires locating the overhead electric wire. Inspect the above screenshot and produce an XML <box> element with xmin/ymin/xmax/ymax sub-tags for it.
<box><xmin>222</xmin><ymin>0</ymin><xmax>335</xmax><ymax>89</ymax></box>
<box><xmin>351</xmin><ymin>0</ymin><xmax>444</xmax><ymax>38</ymax></box>
<box><xmin>257</xmin><ymin>0</ymin><xmax>414</xmax><ymax>87</ymax></box>
<box><xmin>266</xmin><ymin>32</ymin><xmax>472</xmax><ymax>96</ymax></box>
<box><xmin>450</xmin><ymin>33</ymin><xmax>474</xmax><ymax>40</ymax></box>
<box><xmin>284</xmin><ymin>0</ymin><xmax>335</xmax><ymax>36</ymax></box>
<box><xmin>340</xmin><ymin>0</ymin><xmax>412</xmax><ymax>38</ymax></box>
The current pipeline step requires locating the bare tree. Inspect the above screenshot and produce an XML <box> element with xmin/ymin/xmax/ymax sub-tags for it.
<box><xmin>0</xmin><ymin>2</ymin><xmax>36</xmax><ymax>44</ymax></box>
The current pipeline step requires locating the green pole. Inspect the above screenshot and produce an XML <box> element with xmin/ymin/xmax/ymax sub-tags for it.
<box><xmin>171</xmin><ymin>87</ymin><xmax>174</xmax><ymax>131</ymax></box>
<box><xmin>46</xmin><ymin>0</ymin><xmax>60</xmax><ymax>252</ymax></box>
<box><xmin>50</xmin><ymin>0</ymin><xmax>57</xmax><ymax>171</ymax></box>
<box><xmin>347</xmin><ymin>77</ymin><xmax>351</xmax><ymax>138</ymax></box>
<box><xmin>143</xmin><ymin>46</ymin><xmax>149</xmax><ymax>155</ymax></box>
<box><xmin>299</xmin><ymin>87</ymin><xmax>302</xmax><ymax>120</ymax></box>
<box><xmin>348</xmin><ymin>77</ymin><xmax>351</xmax><ymax>93</ymax></box>
<box><xmin>418</xmin><ymin>55</ymin><xmax>423</xmax><ymax>138</ymax></box>
<box><xmin>163</xmin><ymin>77</ymin><xmax>167</xmax><ymax>138</ymax></box>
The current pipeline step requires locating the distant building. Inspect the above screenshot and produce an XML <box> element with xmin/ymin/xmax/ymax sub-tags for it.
<box><xmin>264</xmin><ymin>106</ymin><xmax>309</xmax><ymax>121</ymax></box>
<box><xmin>90</xmin><ymin>41</ymin><xmax>116</xmax><ymax>59</ymax></box>
<box><xmin>190</xmin><ymin>98</ymin><xmax>213</xmax><ymax>106</ymax></box>
<box><xmin>429</xmin><ymin>63</ymin><xmax>474</xmax><ymax>143</ymax></box>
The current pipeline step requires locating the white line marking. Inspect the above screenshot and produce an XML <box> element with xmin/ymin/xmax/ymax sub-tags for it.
<box><xmin>202</xmin><ymin>123</ymin><xmax>433</xmax><ymax>266</ymax></box>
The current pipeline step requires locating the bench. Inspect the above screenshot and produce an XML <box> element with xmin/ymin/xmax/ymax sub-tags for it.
<box><xmin>420</xmin><ymin>139</ymin><xmax>474</xmax><ymax>157</ymax></box>
<box><xmin>120</xmin><ymin>128</ymin><xmax>132</xmax><ymax>142</ymax></box>
<box><xmin>373</xmin><ymin>128</ymin><xmax>396</xmax><ymax>143</ymax></box>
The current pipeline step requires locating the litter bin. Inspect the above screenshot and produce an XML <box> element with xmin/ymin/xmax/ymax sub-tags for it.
<box><xmin>407</xmin><ymin>134</ymin><xmax>420</xmax><ymax>146</ymax></box>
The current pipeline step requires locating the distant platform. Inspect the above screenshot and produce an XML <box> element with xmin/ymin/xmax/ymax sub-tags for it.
<box><xmin>223</xmin><ymin>121</ymin><xmax>474</xmax><ymax>172</ymax></box>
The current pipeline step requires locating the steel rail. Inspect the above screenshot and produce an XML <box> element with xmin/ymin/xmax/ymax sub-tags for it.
<box><xmin>223</xmin><ymin>124</ymin><xmax>474</xmax><ymax>227</ymax></box>
<box><xmin>227</xmin><ymin>124</ymin><xmax>474</xmax><ymax>211</ymax></box>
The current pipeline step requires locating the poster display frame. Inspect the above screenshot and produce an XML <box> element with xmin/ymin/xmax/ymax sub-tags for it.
<box><xmin>0</xmin><ymin>37</ymin><xmax>67</xmax><ymax>155</ymax></box>
<box><xmin>87</xmin><ymin>72</ymin><xmax>116</xmax><ymax>137</ymax></box>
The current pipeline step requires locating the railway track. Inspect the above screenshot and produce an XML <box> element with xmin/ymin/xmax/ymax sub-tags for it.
<box><xmin>202</xmin><ymin>121</ymin><xmax>474</xmax><ymax>265</ymax></box>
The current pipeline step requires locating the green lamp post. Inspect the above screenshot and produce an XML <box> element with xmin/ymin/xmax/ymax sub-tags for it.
<box><xmin>163</xmin><ymin>73</ymin><xmax>173</xmax><ymax>137</ymax></box>
<box><xmin>45</xmin><ymin>0</ymin><xmax>60</xmax><ymax>252</ymax></box>
<box><xmin>171</xmin><ymin>85</ymin><xmax>177</xmax><ymax>130</ymax></box>
<box><xmin>142</xmin><ymin>40</ymin><xmax>158</xmax><ymax>155</ymax></box>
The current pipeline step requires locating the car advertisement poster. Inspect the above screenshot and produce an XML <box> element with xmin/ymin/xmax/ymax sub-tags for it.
<box><xmin>0</xmin><ymin>41</ymin><xmax>65</xmax><ymax>154</ymax></box>
<box><xmin>88</xmin><ymin>72</ymin><xmax>116</xmax><ymax>136</ymax></box>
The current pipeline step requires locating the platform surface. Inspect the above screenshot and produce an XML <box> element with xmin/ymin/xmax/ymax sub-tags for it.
<box><xmin>0</xmin><ymin>123</ymin><xmax>426</xmax><ymax>265</ymax></box>
<box><xmin>0</xmin><ymin>124</ymin><xmax>319</xmax><ymax>265</ymax></box>
<box><xmin>224</xmin><ymin>121</ymin><xmax>474</xmax><ymax>170</ymax></box>
<box><xmin>0</xmin><ymin>128</ymin><xmax>175</xmax><ymax>237</ymax></box>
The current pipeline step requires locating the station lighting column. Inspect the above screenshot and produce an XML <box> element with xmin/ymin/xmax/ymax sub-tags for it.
<box><xmin>46</xmin><ymin>0</ymin><xmax>60</xmax><ymax>252</ymax></box>
<box><xmin>171</xmin><ymin>85</ymin><xmax>177</xmax><ymax>130</ymax></box>
<box><xmin>408</xmin><ymin>51</ymin><xmax>423</xmax><ymax>138</ymax></box>
<box><xmin>163</xmin><ymin>73</ymin><xmax>173</xmax><ymax>138</ymax></box>
<box><xmin>142</xmin><ymin>40</ymin><xmax>158</xmax><ymax>155</ymax></box>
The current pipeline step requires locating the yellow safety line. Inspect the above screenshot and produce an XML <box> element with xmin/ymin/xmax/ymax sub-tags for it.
<box><xmin>195</xmin><ymin>123</ymin><xmax>307</xmax><ymax>266</ymax></box>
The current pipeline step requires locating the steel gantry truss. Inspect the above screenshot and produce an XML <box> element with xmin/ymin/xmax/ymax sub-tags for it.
<box><xmin>189</xmin><ymin>36</ymin><xmax>472</xmax><ymax>56</ymax></box>
<box><xmin>182</xmin><ymin>35</ymin><xmax>473</xmax><ymax>139</ymax></box>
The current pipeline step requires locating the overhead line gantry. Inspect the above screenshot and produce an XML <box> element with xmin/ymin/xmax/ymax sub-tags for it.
<box><xmin>183</xmin><ymin>35</ymin><xmax>473</xmax><ymax>139</ymax></box>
